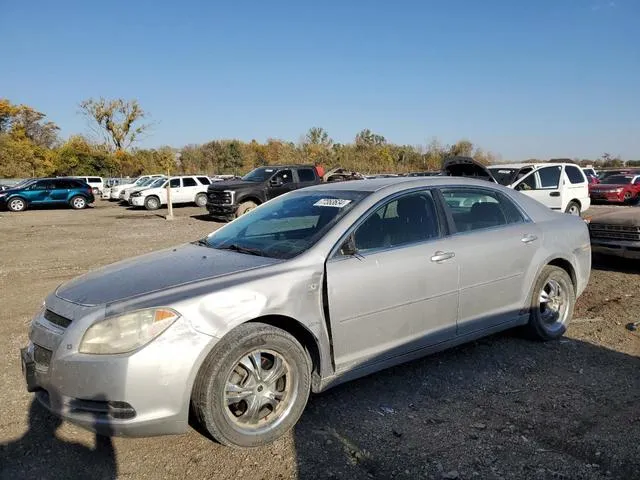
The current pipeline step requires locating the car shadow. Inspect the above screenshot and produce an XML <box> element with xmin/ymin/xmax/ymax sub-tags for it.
<box><xmin>0</xmin><ymin>391</ymin><xmax>117</xmax><ymax>480</ymax></box>
<box><xmin>190</xmin><ymin>213</ymin><xmax>227</xmax><ymax>223</ymax></box>
<box><xmin>292</xmin><ymin>334</ymin><xmax>640</xmax><ymax>480</ymax></box>
<box><xmin>591</xmin><ymin>253</ymin><xmax>640</xmax><ymax>273</ymax></box>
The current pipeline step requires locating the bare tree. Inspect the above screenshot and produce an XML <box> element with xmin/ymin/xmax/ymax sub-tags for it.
<box><xmin>79</xmin><ymin>98</ymin><xmax>151</xmax><ymax>151</ymax></box>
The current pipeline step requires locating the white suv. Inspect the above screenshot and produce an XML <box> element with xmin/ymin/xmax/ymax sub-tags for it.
<box><xmin>129</xmin><ymin>175</ymin><xmax>211</xmax><ymax>210</ymax></box>
<box><xmin>70</xmin><ymin>176</ymin><xmax>104</xmax><ymax>195</ymax></box>
<box><xmin>487</xmin><ymin>163</ymin><xmax>591</xmax><ymax>215</ymax></box>
<box><xmin>110</xmin><ymin>175</ymin><xmax>164</xmax><ymax>201</ymax></box>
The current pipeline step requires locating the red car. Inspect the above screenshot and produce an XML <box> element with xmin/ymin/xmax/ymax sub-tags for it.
<box><xmin>589</xmin><ymin>174</ymin><xmax>640</xmax><ymax>203</ymax></box>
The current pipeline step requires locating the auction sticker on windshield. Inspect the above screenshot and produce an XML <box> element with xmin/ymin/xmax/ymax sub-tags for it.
<box><xmin>314</xmin><ymin>198</ymin><xmax>352</xmax><ymax>208</ymax></box>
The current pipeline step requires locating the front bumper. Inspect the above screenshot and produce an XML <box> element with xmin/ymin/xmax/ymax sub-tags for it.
<box><xmin>21</xmin><ymin>303</ymin><xmax>217</xmax><ymax>437</ymax></box>
<box><xmin>206</xmin><ymin>202</ymin><xmax>237</xmax><ymax>218</ymax></box>
<box><xmin>591</xmin><ymin>240</ymin><xmax>640</xmax><ymax>259</ymax></box>
<box><xmin>590</xmin><ymin>192</ymin><xmax>624</xmax><ymax>202</ymax></box>
<box><xmin>130</xmin><ymin>196</ymin><xmax>145</xmax><ymax>207</ymax></box>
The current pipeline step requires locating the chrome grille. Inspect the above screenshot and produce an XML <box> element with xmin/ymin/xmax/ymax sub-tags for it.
<box><xmin>589</xmin><ymin>223</ymin><xmax>640</xmax><ymax>242</ymax></box>
<box><xmin>44</xmin><ymin>309</ymin><xmax>72</xmax><ymax>328</ymax></box>
<box><xmin>208</xmin><ymin>191</ymin><xmax>231</xmax><ymax>204</ymax></box>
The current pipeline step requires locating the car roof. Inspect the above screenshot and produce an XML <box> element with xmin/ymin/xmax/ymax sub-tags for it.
<box><xmin>253</xmin><ymin>165</ymin><xmax>315</xmax><ymax>169</ymax></box>
<box><xmin>489</xmin><ymin>162</ymin><xmax>571</xmax><ymax>169</ymax></box>
<box><xmin>302</xmin><ymin>176</ymin><xmax>500</xmax><ymax>193</ymax></box>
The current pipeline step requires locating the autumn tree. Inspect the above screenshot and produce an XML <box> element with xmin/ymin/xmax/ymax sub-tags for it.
<box><xmin>79</xmin><ymin>98</ymin><xmax>150</xmax><ymax>152</ymax></box>
<box><xmin>355</xmin><ymin>129</ymin><xmax>386</xmax><ymax>148</ymax></box>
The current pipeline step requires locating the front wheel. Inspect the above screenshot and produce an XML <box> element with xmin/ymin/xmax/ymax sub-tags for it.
<box><xmin>623</xmin><ymin>191</ymin><xmax>633</xmax><ymax>203</ymax></box>
<box><xmin>144</xmin><ymin>196</ymin><xmax>161</xmax><ymax>211</ymax></box>
<box><xmin>525</xmin><ymin>265</ymin><xmax>575</xmax><ymax>341</ymax></box>
<box><xmin>7</xmin><ymin>197</ymin><xmax>27</xmax><ymax>212</ymax></box>
<box><xmin>70</xmin><ymin>196</ymin><xmax>87</xmax><ymax>210</ymax></box>
<box><xmin>235</xmin><ymin>201</ymin><xmax>258</xmax><ymax>218</ymax></box>
<box><xmin>564</xmin><ymin>201</ymin><xmax>580</xmax><ymax>216</ymax></box>
<box><xmin>191</xmin><ymin>323</ymin><xmax>311</xmax><ymax>447</ymax></box>
<box><xmin>195</xmin><ymin>193</ymin><xmax>207</xmax><ymax>207</ymax></box>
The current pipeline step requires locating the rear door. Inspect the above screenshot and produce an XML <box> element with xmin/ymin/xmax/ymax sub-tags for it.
<box><xmin>179</xmin><ymin>177</ymin><xmax>199</xmax><ymax>202</ymax></box>
<box><xmin>326</xmin><ymin>189</ymin><xmax>459</xmax><ymax>371</ymax></box>
<box><xmin>295</xmin><ymin>167</ymin><xmax>319</xmax><ymax>189</ymax></box>
<box><xmin>512</xmin><ymin>165</ymin><xmax>563</xmax><ymax>211</ymax></box>
<box><xmin>438</xmin><ymin>187</ymin><xmax>540</xmax><ymax>334</ymax></box>
<box><xmin>50</xmin><ymin>179</ymin><xmax>74</xmax><ymax>202</ymax></box>
<box><xmin>563</xmin><ymin>165</ymin><xmax>589</xmax><ymax>208</ymax></box>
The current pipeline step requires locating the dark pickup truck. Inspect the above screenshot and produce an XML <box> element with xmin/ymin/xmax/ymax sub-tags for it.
<box><xmin>206</xmin><ymin>165</ymin><xmax>322</xmax><ymax>220</ymax></box>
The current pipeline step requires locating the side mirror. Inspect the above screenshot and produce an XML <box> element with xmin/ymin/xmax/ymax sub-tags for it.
<box><xmin>340</xmin><ymin>235</ymin><xmax>358</xmax><ymax>256</ymax></box>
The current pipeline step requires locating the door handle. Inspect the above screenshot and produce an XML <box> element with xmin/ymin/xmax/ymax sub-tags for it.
<box><xmin>521</xmin><ymin>234</ymin><xmax>538</xmax><ymax>244</ymax></box>
<box><xmin>549</xmin><ymin>191</ymin><xmax>560</xmax><ymax>197</ymax></box>
<box><xmin>431</xmin><ymin>251</ymin><xmax>455</xmax><ymax>263</ymax></box>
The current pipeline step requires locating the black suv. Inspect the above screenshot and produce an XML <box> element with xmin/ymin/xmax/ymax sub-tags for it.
<box><xmin>206</xmin><ymin>165</ymin><xmax>321</xmax><ymax>220</ymax></box>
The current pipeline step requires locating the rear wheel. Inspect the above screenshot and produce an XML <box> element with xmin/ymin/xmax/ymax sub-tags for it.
<box><xmin>195</xmin><ymin>193</ymin><xmax>207</xmax><ymax>207</ymax></box>
<box><xmin>144</xmin><ymin>196</ymin><xmax>161</xmax><ymax>211</ymax></box>
<box><xmin>564</xmin><ymin>201</ymin><xmax>580</xmax><ymax>216</ymax></box>
<box><xmin>192</xmin><ymin>323</ymin><xmax>311</xmax><ymax>447</ymax></box>
<box><xmin>525</xmin><ymin>265</ymin><xmax>575</xmax><ymax>341</ymax></box>
<box><xmin>7</xmin><ymin>197</ymin><xmax>27</xmax><ymax>212</ymax></box>
<box><xmin>70</xmin><ymin>196</ymin><xmax>87</xmax><ymax>210</ymax></box>
<box><xmin>236</xmin><ymin>201</ymin><xmax>258</xmax><ymax>218</ymax></box>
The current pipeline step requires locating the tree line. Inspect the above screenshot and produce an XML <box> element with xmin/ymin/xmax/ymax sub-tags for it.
<box><xmin>0</xmin><ymin>98</ymin><xmax>635</xmax><ymax>179</ymax></box>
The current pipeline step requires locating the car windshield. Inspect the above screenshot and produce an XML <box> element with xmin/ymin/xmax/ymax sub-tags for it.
<box><xmin>12</xmin><ymin>179</ymin><xmax>34</xmax><ymax>189</ymax></box>
<box><xmin>242</xmin><ymin>167</ymin><xmax>278</xmax><ymax>182</ymax></box>
<box><xmin>138</xmin><ymin>177</ymin><xmax>156</xmax><ymax>186</ymax></box>
<box><xmin>601</xmin><ymin>175</ymin><xmax>632</xmax><ymax>184</ymax></box>
<box><xmin>202</xmin><ymin>190</ymin><xmax>368</xmax><ymax>259</ymax></box>
<box><xmin>148</xmin><ymin>178</ymin><xmax>165</xmax><ymax>188</ymax></box>
<box><xmin>488</xmin><ymin>168</ymin><xmax>519</xmax><ymax>186</ymax></box>
<box><xmin>131</xmin><ymin>177</ymin><xmax>145</xmax><ymax>186</ymax></box>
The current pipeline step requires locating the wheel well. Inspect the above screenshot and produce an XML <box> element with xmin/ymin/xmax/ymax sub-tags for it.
<box><xmin>238</xmin><ymin>196</ymin><xmax>261</xmax><ymax>206</ymax></box>
<box><xmin>248</xmin><ymin>315</ymin><xmax>321</xmax><ymax>376</ymax></box>
<box><xmin>547</xmin><ymin>258</ymin><xmax>576</xmax><ymax>288</ymax></box>
<box><xmin>569</xmin><ymin>199</ymin><xmax>581</xmax><ymax>207</ymax></box>
<box><xmin>146</xmin><ymin>195</ymin><xmax>160</xmax><ymax>202</ymax></box>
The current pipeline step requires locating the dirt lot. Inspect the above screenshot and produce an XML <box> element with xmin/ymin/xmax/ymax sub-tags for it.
<box><xmin>0</xmin><ymin>202</ymin><xmax>638</xmax><ymax>480</ymax></box>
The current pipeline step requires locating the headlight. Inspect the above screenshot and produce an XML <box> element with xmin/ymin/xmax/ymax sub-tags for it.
<box><xmin>130</xmin><ymin>192</ymin><xmax>141</xmax><ymax>197</ymax></box>
<box><xmin>614</xmin><ymin>188</ymin><xmax>623</xmax><ymax>193</ymax></box>
<box><xmin>79</xmin><ymin>308</ymin><xmax>180</xmax><ymax>354</ymax></box>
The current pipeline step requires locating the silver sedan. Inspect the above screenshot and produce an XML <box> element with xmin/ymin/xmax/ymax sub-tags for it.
<box><xmin>21</xmin><ymin>177</ymin><xmax>591</xmax><ymax>447</ymax></box>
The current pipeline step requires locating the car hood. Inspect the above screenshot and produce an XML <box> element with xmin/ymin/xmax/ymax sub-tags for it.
<box><xmin>589</xmin><ymin>209</ymin><xmax>640</xmax><ymax>227</ymax></box>
<box><xmin>55</xmin><ymin>243</ymin><xmax>281</xmax><ymax>306</ymax></box>
<box><xmin>208</xmin><ymin>180</ymin><xmax>261</xmax><ymax>190</ymax></box>
<box><xmin>441</xmin><ymin>156</ymin><xmax>497</xmax><ymax>183</ymax></box>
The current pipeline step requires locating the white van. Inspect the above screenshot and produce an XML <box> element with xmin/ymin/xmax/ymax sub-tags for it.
<box><xmin>487</xmin><ymin>163</ymin><xmax>591</xmax><ymax>215</ymax></box>
<box><xmin>70</xmin><ymin>176</ymin><xmax>104</xmax><ymax>194</ymax></box>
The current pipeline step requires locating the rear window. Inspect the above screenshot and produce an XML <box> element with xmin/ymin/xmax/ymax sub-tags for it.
<box><xmin>88</xmin><ymin>177</ymin><xmax>101</xmax><ymax>183</ymax></box>
<box><xmin>197</xmin><ymin>176</ymin><xmax>211</xmax><ymax>185</ymax></box>
<box><xmin>602</xmin><ymin>175</ymin><xmax>632</xmax><ymax>184</ymax></box>
<box><xmin>488</xmin><ymin>168</ymin><xmax>518</xmax><ymax>186</ymax></box>
<box><xmin>565</xmin><ymin>165</ymin><xmax>585</xmax><ymax>184</ymax></box>
<box><xmin>182</xmin><ymin>177</ymin><xmax>197</xmax><ymax>187</ymax></box>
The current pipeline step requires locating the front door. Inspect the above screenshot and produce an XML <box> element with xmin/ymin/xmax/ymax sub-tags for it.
<box><xmin>267</xmin><ymin>169</ymin><xmax>296</xmax><ymax>199</ymax></box>
<box><xmin>24</xmin><ymin>180</ymin><xmax>54</xmax><ymax>204</ymax></box>
<box><xmin>512</xmin><ymin>165</ymin><xmax>563</xmax><ymax>211</ymax></box>
<box><xmin>167</xmin><ymin>178</ymin><xmax>183</xmax><ymax>203</ymax></box>
<box><xmin>326</xmin><ymin>190</ymin><xmax>459</xmax><ymax>371</ymax></box>
<box><xmin>439</xmin><ymin>187</ymin><xmax>540</xmax><ymax>334</ymax></box>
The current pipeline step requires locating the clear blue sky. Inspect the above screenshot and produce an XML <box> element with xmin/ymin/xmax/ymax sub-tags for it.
<box><xmin>1</xmin><ymin>0</ymin><xmax>638</xmax><ymax>160</ymax></box>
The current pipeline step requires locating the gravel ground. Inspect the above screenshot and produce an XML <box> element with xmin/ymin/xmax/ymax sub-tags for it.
<box><xmin>0</xmin><ymin>202</ymin><xmax>638</xmax><ymax>480</ymax></box>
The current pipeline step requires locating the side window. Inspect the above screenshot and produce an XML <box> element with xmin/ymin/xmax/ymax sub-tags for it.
<box><xmin>32</xmin><ymin>180</ymin><xmax>53</xmax><ymax>190</ymax></box>
<box><xmin>353</xmin><ymin>191</ymin><xmax>440</xmax><ymax>251</ymax></box>
<box><xmin>441</xmin><ymin>188</ymin><xmax>523</xmax><ymax>232</ymax></box>
<box><xmin>88</xmin><ymin>177</ymin><xmax>101</xmax><ymax>183</ymax></box>
<box><xmin>565</xmin><ymin>165</ymin><xmax>585</xmax><ymax>184</ymax></box>
<box><xmin>297</xmin><ymin>168</ymin><xmax>316</xmax><ymax>182</ymax></box>
<box><xmin>538</xmin><ymin>166</ymin><xmax>561</xmax><ymax>189</ymax></box>
<box><xmin>273</xmin><ymin>169</ymin><xmax>293</xmax><ymax>184</ymax></box>
<box><xmin>182</xmin><ymin>177</ymin><xmax>197</xmax><ymax>187</ymax></box>
<box><xmin>197</xmin><ymin>176</ymin><xmax>211</xmax><ymax>185</ymax></box>
<box><xmin>54</xmin><ymin>180</ymin><xmax>77</xmax><ymax>189</ymax></box>
<box><xmin>169</xmin><ymin>178</ymin><xmax>181</xmax><ymax>188</ymax></box>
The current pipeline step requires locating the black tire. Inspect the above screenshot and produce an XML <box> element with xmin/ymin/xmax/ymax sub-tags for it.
<box><xmin>195</xmin><ymin>193</ymin><xmax>207</xmax><ymax>208</ymax></box>
<box><xmin>70</xmin><ymin>195</ymin><xmax>87</xmax><ymax>210</ymax></box>
<box><xmin>524</xmin><ymin>265</ymin><xmax>575</xmax><ymax>341</ymax></box>
<box><xmin>623</xmin><ymin>191</ymin><xmax>633</xmax><ymax>203</ymax></box>
<box><xmin>7</xmin><ymin>197</ymin><xmax>27</xmax><ymax>212</ymax></box>
<box><xmin>564</xmin><ymin>201</ymin><xmax>580</xmax><ymax>216</ymax></box>
<box><xmin>144</xmin><ymin>196</ymin><xmax>161</xmax><ymax>211</ymax></box>
<box><xmin>235</xmin><ymin>201</ymin><xmax>258</xmax><ymax>218</ymax></box>
<box><xmin>192</xmin><ymin>322</ymin><xmax>311</xmax><ymax>448</ymax></box>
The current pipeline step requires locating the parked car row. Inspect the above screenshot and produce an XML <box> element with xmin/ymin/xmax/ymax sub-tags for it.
<box><xmin>0</xmin><ymin>178</ymin><xmax>95</xmax><ymax>211</ymax></box>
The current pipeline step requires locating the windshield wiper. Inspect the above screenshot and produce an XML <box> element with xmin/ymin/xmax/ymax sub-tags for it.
<box><xmin>215</xmin><ymin>244</ymin><xmax>266</xmax><ymax>257</ymax></box>
<box><xmin>193</xmin><ymin>238</ymin><xmax>210</xmax><ymax>247</ymax></box>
